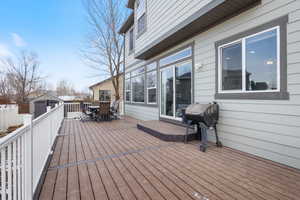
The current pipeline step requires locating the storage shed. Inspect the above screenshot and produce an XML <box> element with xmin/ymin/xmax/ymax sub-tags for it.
<box><xmin>29</xmin><ymin>94</ymin><xmax>63</xmax><ymax>118</ymax></box>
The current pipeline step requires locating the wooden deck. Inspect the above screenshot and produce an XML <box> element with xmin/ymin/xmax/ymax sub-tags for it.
<box><xmin>39</xmin><ymin>117</ymin><xmax>300</xmax><ymax>200</ymax></box>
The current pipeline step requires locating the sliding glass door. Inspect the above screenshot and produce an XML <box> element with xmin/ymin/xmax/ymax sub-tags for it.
<box><xmin>160</xmin><ymin>61</ymin><xmax>192</xmax><ymax>120</ymax></box>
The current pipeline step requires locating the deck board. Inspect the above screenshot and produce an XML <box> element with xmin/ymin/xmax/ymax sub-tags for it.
<box><xmin>39</xmin><ymin>118</ymin><xmax>300</xmax><ymax>200</ymax></box>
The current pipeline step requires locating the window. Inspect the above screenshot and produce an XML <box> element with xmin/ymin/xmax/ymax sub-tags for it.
<box><xmin>218</xmin><ymin>27</ymin><xmax>279</xmax><ymax>93</ymax></box>
<box><xmin>147</xmin><ymin>62</ymin><xmax>157</xmax><ymax>71</ymax></box>
<box><xmin>131</xmin><ymin>67</ymin><xmax>145</xmax><ymax>76</ymax></box>
<box><xmin>160</xmin><ymin>61</ymin><xmax>192</xmax><ymax>119</ymax></box>
<box><xmin>160</xmin><ymin>47</ymin><xmax>192</xmax><ymax>67</ymax></box>
<box><xmin>147</xmin><ymin>71</ymin><xmax>157</xmax><ymax>104</ymax></box>
<box><xmin>131</xmin><ymin>75</ymin><xmax>145</xmax><ymax>103</ymax></box>
<box><xmin>99</xmin><ymin>90</ymin><xmax>111</xmax><ymax>102</ymax></box>
<box><xmin>137</xmin><ymin>14</ymin><xmax>146</xmax><ymax>35</ymax></box>
<box><xmin>129</xmin><ymin>28</ymin><xmax>134</xmax><ymax>52</ymax></box>
<box><xmin>136</xmin><ymin>0</ymin><xmax>146</xmax><ymax>35</ymax></box>
<box><xmin>125</xmin><ymin>79</ymin><xmax>131</xmax><ymax>102</ymax></box>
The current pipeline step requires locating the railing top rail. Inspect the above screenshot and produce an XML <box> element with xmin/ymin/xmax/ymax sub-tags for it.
<box><xmin>33</xmin><ymin>103</ymin><xmax>63</xmax><ymax>125</ymax></box>
<box><xmin>0</xmin><ymin>103</ymin><xmax>64</xmax><ymax>148</ymax></box>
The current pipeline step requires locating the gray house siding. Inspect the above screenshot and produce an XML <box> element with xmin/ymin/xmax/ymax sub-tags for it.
<box><xmin>125</xmin><ymin>104</ymin><xmax>159</xmax><ymax>121</ymax></box>
<box><xmin>192</xmin><ymin>0</ymin><xmax>300</xmax><ymax>169</ymax></box>
<box><xmin>123</xmin><ymin>0</ymin><xmax>300</xmax><ymax>169</ymax></box>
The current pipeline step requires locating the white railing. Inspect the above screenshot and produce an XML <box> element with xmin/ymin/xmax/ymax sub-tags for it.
<box><xmin>64</xmin><ymin>102</ymin><xmax>91</xmax><ymax>119</ymax></box>
<box><xmin>64</xmin><ymin>101</ymin><xmax>124</xmax><ymax>119</ymax></box>
<box><xmin>0</xmin><ymin>105</ymin><xmax>24</xmax><ymax>132</ymax></box>
<box><xmin>0</xmin><ymin>103</ymin><xmax>64</xmax><ymax>200</ymax></box>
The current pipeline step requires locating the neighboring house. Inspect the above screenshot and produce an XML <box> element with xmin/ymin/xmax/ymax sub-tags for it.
<box><xmin>89</xmin><ymin>74</ymin><xmax>124</xmax><ymax>103</ymax></box>
<box><xmin>29</xmin><ymin>94</ymin><xmax>63</xmax><ymax>118</ymax></box>
<box><xmin>119</xmin><ymin>0</ymin><xmax>300</xmax><ymax>169</ymax></box>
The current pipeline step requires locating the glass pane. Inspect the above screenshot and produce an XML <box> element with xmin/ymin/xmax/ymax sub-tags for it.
<box><xmin>132</xmin><ymin>75</ymin><xmax>144</xmax><ymax>102</ymax></box>
<box><xmin>138</xmin><ymin>14</ymin><xmax>146</xmax><ymax>34</ymax></box>
<box><xmin>125</xmin><ymin>80</ymin><xmax>131</xmax><ymax>90</ymax></box>
<box><xmin>160</xmin><ymin>47</ymin><xmax>192</xmax><ymax>67</ymax></box>
<box><xmin>221</xmin><ymin>43</ymin><xmax>242</xmax><ymax>90</ymax></box>
<box><xmin>161</xmin><ymin>67</ymin><xmax>173</xmax><ymax>117</ymax></box>
<box><xmin>148</xmin><ymin>88</ymin><xmax>156</xmax><ymax>103</ymax></box>
<box><xmin>175</xmin><ymin>62</ymin><xmax>192</xmax><ymax>118</ymax></box>
<box><xmin>147</xmin><ymin>71</ymin><xmax>156</xmax><ymax>88</ymax></box>
<box><xmin>131</xmin><ymin>67</ymin><xmax>145</xmax><ymax>76</ymax></box>
<box><xmin>246</xmin><ymin>29</ymin><xmax>278</xmax><ymax>91</ymax></box>
<box><xmin>129</xmin><ymin>29</ymin><xmax>134</xmax><ymax>51</ymax></box>
<box><xmin>126</xmin><ymin>91</ymin><xmax>131</xmax><ymax>101</ymax></box>
<box><xmin>147</xmin><ymin>62</ymin><xmax>157</xmax><ymax>71</ymax></box>
<box><xmin>99</xmin><ymin>90</ymin><xmax>111</xmax><ymax>101</ymax></box>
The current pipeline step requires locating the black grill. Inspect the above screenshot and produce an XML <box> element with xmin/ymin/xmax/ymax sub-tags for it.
<box><xmin>182</xmin><ymin>102</ymin><xmax>222</xmax><ymax>152</ymax></box>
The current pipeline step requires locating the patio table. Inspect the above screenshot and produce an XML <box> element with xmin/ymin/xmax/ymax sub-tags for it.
<box><xmin>88</xmin><ymin>106</ymin><xmax>100</xmax><ymax>120</ymax></box>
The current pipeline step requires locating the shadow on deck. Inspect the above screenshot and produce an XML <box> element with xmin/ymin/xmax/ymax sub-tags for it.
<box><xmin>39</xmin><ymin>117</ymin><xmax>300</xmax><ymax>200</ymax></box>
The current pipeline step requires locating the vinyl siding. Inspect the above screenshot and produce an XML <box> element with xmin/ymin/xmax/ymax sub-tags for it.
<box><xmin>124</xmin><ymin>0</ymin><xmax>300</xmax><ymax>168</ymax></box>
<box><xmin>125</xmin><ymin>104</ymin><xmax>159</xmax><ymax>121</ymax></box>
<box><xmin>191</xmin><ymin>0</ymin><xmax>300</xmax><ymax>169</ymax></box>
<box><xmin>135</xmin><ymin>0</ymin><xmax>214</xmax><ymax>53</ymax></box>
<box><xmin>91</xmin><ymin>76</ymin><xmax>123</xmax><ymax>102</ymax></box>
<box><xmin>126</xmin><ymin>0</ymin><xmax>300</xmax><ymax>168</ymax></box>
<box><xmin>125</xmin><ymin>27</ymin><xmax>145</xmax><ymax>68</ymax></box>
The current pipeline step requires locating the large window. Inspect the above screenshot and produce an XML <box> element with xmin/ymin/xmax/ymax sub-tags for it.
<box><xmin>132</xmin><ymin>75</ymin><xmax>145</xmax><ymax>103</ymax></box>
<box><xmin>218</xmin><ymin>27</ymin><xmax>279</xmax><ymax>93</ymax></box>
<box><xmin>159</xmin><ymin>46</ymin><xmax>193</xmax><ymax>120</ymax></box>
<box><xmin>99</xmin><ymin>90</ymin><xmax>111</xmax><ymax>102</ymax></box>
<box><xmin>136</xmin><ymin>0</ymin><xmax>146</xmax><ymax>35</ymax></box>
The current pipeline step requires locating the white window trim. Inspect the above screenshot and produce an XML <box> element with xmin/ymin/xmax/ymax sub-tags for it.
<box><xmin>218</xmin><ymin>26</ymin><xmax>281</xmax><ymax>94</ymax></box>
<box><xmin>131</xmin><ymin>74</ymin><xmax>145</xmax><ymax>103</ymax></box>
<box><xmin>146</xmin><ymin>70</ymin><xmax>157</xmax><ymax>104</ymax></box>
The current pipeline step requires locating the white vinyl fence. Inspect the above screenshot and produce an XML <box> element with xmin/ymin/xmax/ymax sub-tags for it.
<box><xmin>0</xmin><ymin>105</ymin><xmax>24</xmax><ymax>132</ymax></box>
<box><xmin>0</xmin><ymin>103</ymin><xmax>64</xmax><ymax>200</ymax></box>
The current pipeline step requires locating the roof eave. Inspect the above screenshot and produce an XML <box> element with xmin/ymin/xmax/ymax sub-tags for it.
<box><xmin>127</xmin><ymin>0</ymin><xmax>135</xmax><ymax>9</ymax></box>
<box><xmin>118</xmin><ymin>12</ymin><xmax>134</xmax><ymax>34</ymax></box>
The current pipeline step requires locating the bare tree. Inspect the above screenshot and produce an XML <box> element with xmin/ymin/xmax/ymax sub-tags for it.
<box><xmin>56</xmin><ymin>79</ymin><xmax>76</xmax><ymax>96</ymax></box>
<box><xmin>1</xmin><ymin>51</ymin><xmax>43</xmax><ymax>103</ymax></box>
<box><xmin>0</xmin><ymin>75</ymin><xmax>12</xmax><ymax>98</ymax></box>
<box><xmin>82</xmin><ymin>0</ymin><xmax>127</xmax><ymax>101</ymax></box>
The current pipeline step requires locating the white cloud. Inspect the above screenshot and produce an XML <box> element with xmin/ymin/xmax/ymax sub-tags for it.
<box><xmin>11</xmin><ymin>33</ymin><xmax>27</xmax><ymax>47</ymax></box>
<box><xmin>0</xmin><ymin>44</ymin><xmax>12</xmax><ymax>58</ymax></box>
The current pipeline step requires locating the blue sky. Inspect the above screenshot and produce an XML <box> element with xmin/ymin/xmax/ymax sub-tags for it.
<box><xmin>0</xmin><ymin>0</ymin><xmax>104</xmax><ymax>92</ymax></box>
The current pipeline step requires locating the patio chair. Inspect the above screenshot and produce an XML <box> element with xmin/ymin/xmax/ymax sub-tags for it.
<box><xmin>110</xmin><ymin>100</ymin><xmax>120</xmax><ymax>120</ymax></box>
<box><xmin>97</xmin><ymin>102</ymin><xmax>111</xmax><ymax>121</ymax></box>
<box><xmin>80</xmin><ymin>108</ymin><xmax>93</xmax><ymax>122</ymax></box>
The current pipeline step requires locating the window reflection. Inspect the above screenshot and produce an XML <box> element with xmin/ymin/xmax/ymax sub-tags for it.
<box><xmin>246</xmin><ymin>29</ymin><xmax>278</xmax><ymax>91</ymax></box>
<box><xmin>132</xmin><ymin>76</ymin><xmax>144</xmax><ymax>103</ymax></box>
<box><xmin>160</xmin><ymin>47</ymin><xmax>192</xmax><ymax>67</ymax></box>
<box><xmin>161</xmin><ymin>68</ymin><xmax>173</xmax><ymax>117</ymax></box>
<box><xmin>221</xmin><ymin>43</ymin><xmax>242</xmax><ymax>90</ymax></box>
<box><xmin>175</xmin><ymin>63</ymin><xmax>192</xmax><ymax>118</ymax></box>
<box><xmin>147</xmin><ymin>71</ymin><xmax>157</xmax><ymax>104</ymax></box>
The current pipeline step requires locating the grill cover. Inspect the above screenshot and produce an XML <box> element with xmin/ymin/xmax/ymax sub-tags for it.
<box><xmin>185</xmin><ymin>104</ymin><xmax>211</xmax><ymax>116</ymax></box>
<box><xmin>183</xmin><ymin>102</ymin><xmax>219</xmax><ymax>127</ymax></box>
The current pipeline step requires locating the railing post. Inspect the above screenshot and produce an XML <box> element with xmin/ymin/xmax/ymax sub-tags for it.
<box><xmin>23</xmin><ymin>114</ymin><xmax>33</xmax><ymax>200</ymax></box>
